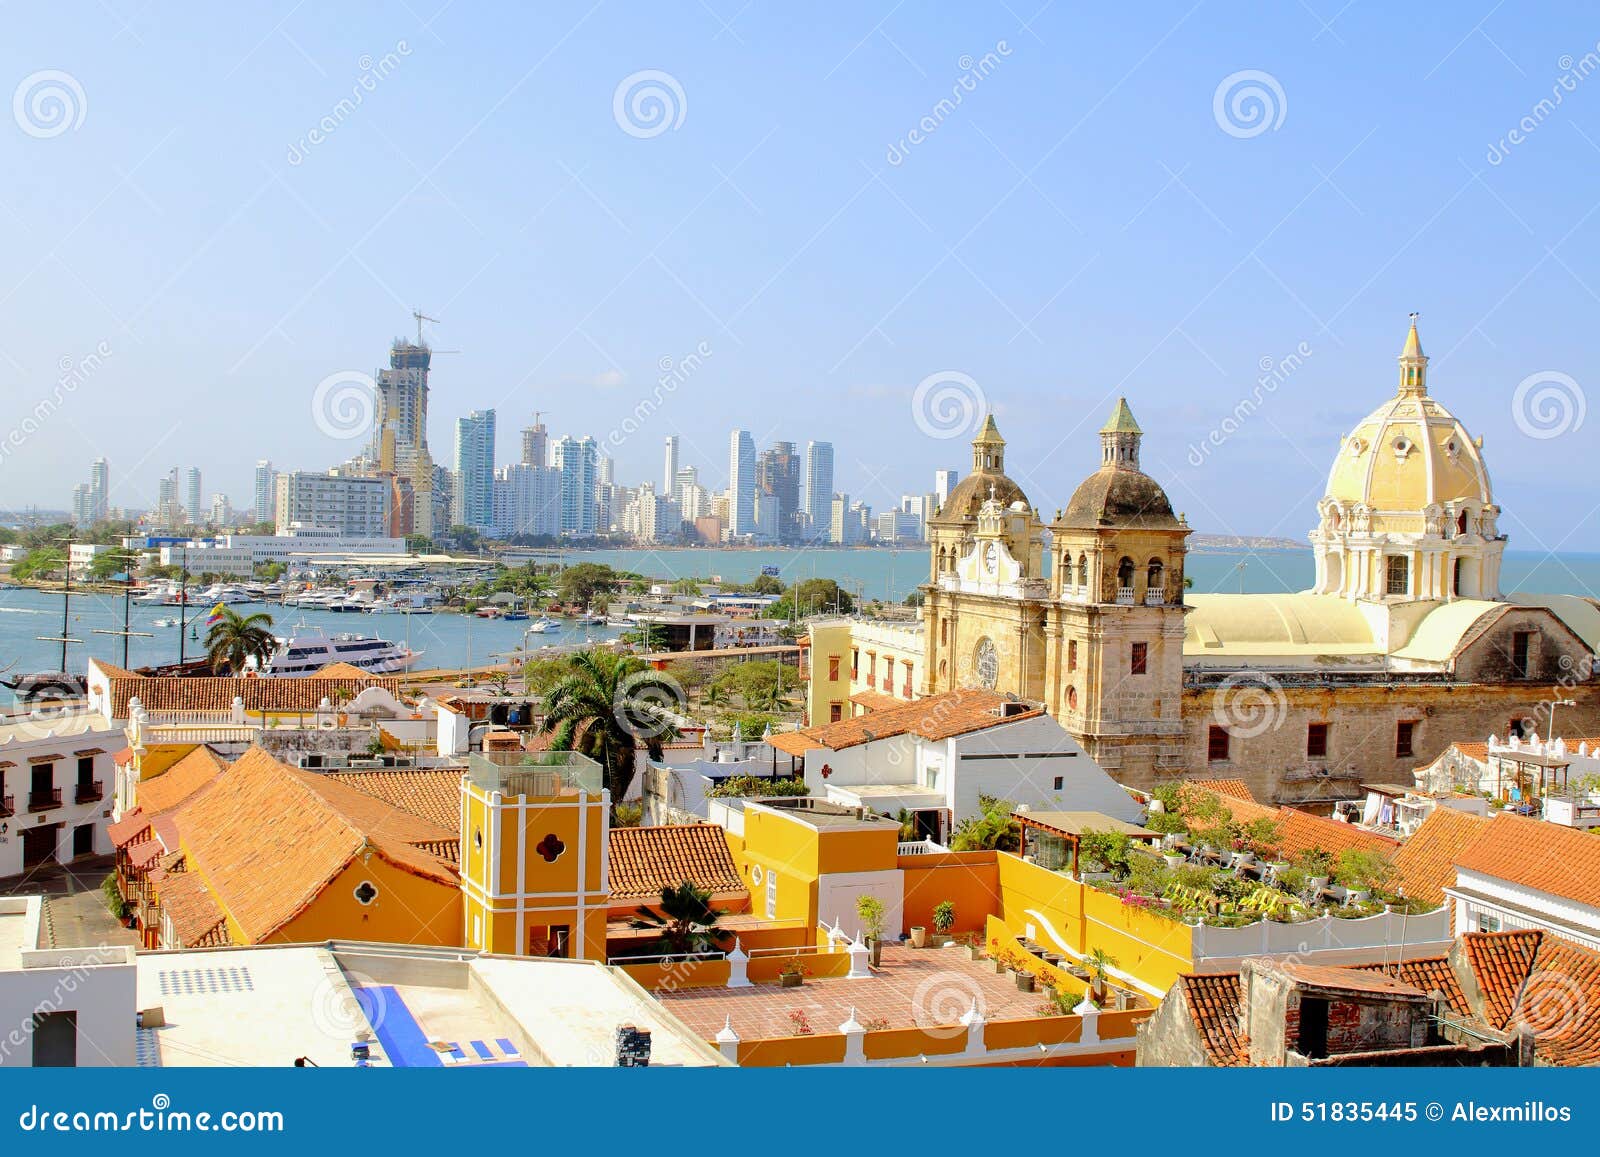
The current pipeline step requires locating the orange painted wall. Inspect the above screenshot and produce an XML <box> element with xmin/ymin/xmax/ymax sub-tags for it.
<box><xmin>862</xmin><ymin>1026</ymin><xmax>967</xmax><ymax>1060</ymax></box>
<box><xmin>737</xmin><ymin>1033</ymin><xmax>848</xmax><ymax>1067</ymax></box>
<box><xmin>269</xmin><ymin>856</ymin><xmax>460</xmax><ymax>947</ymax></box>
<box><xmin>901</xmin><ymin>850</ymin><xmax>999</xmax><ymax>935</ymax></box>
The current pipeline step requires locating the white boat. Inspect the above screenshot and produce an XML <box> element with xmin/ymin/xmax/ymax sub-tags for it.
<box><xmin>152</xmin><ymin>617</ymin><xmax>180</xmax><ymax>628</ymax></box>
<box><xmin>196</xmin><ymin>583</ymin><xmax>252</xmax><ymax>605</ymax></box>
<box><xmin>523</xmin><ymin>616</ymin><xmax>559</xmax><ymax>633</ymax></box>
<box><xmin>256</xmin><ymin>627</ymin><xmax>422</xmax><ymax>676</ymax></box>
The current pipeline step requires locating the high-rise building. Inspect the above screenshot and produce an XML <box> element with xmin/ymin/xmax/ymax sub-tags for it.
<box><xmin>182</xmin><ymin>466</ymin><xmax>203</xmax><ymax>525</ymax></box>
<box><xmin>275</xmin><ymin>471</ymin><xmax>390</xmax><ymax>538</ymax></box>
<box><xmin>210</xmin><ymin>493</ymin><xmax>231</xmax><ymax>527</ymax></box>
<box><xmin>88</xmin><ymin>458</ymin><xmax>109</xmax><ymax>524</ymax></box>
<box><xmin>70</xmin><ymin>483</ymin><xmax>91</xmax><ymax>526</ymax></box>
<box><xmin>452</xmin><ymin>409</ymin><xmax>497</xmax><ymax>531</ymax></box>
<box><xmin>254</xmin><ymin>460</ymin><xmax>277</xmax><ymax>525</ymax></box>
<box><xmin>934</xmin><ymin>468</ymin><xmax>959</xmax><ymax>512</ymax></box>
<box><xmin>756</xmin><ymin>441</ymin><xmax>800</xmax><ymax>542</ymax></box>
<box><xmin>156</xmin><ymin>469</ymin><xmax>180</xmax><ymax>527</ymax></box>
<box><xmin>552</xmin><ymin>435</ymin><xmax>599</xmax><ymax>537</ymax></box>
<box><xmin>727</xmin><ymin>429</ymin><xmax>756</xmax><ymax>538</ymax></box>
<box><xmin>803</xmin><ymin>441</ymin><xmax>834</xmax><ymax>540</ymax></box>
<box><xmin>493</xmin><ymin>463</ymin><xmax>561</xmax><ymax>539</ymax></box>
<box><xmin>663</xmin><ymin>435</ymin><xmax>680</xmax><ymax>495</ymax></box>
<box><xmin>520</xmin><ymin>414</ymin><xmax>548</xmax><ymax>467</ymax></box>
<box><xmin>371</xmin><ymin>334</ymin><xmax>436</xmax><ymax>537</ymax></box>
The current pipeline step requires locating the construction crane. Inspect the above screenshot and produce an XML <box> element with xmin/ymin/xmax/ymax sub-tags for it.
<box><xmin>412</xmin><ymin>309</ymin><xmax>439</xmax><ymax>345</ymax></box>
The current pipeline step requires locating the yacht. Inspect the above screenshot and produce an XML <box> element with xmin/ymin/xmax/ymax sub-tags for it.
<box><xmin>256</xmin><ymin>627</ymin><xmax>422</xmax><ymax>676</ymax></box>
<box><xmin>523</xmin><ymin>616</ymin><xmax>558</xmax><ymax>633</ymax></box>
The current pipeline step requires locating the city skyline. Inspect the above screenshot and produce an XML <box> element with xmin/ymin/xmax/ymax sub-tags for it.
<box><xmin>5</xmin><ymin>7</ymin><xmax>1600</xmax><ymax>554</ymax></box>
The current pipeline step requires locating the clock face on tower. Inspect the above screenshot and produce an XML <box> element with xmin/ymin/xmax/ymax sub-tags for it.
<box><xmin>973</xmin><ymin>637</ymin><xmax>999</xmax><ymax>689</ymax></box>
<box><xmin>983</xmin><ymin>541</ymin><xmax>999</xmax><ymax>573</ymax></box>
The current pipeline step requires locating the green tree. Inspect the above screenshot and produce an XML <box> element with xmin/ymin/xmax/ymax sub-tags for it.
<box><xmin>629</xmin><ymin>881</ymin><xmax>732</xmax><ymax>958</ymax></box>
<box><xmin>773</xmin><ymin>577</ymin><xmax>853</xmax><ymax>619</ymax></box>
<box><xmin>88</xmin><ymin>551</ymin><xmax>131</xmax><ymax>582</ymax></box>
<box><xmin>558</xmin><ymin>562</ymin><xmax>619</xmax><ymax>609</ymax></box>
<box><xmin>540</xmin><ymin>649</ymin><xmax>681</xmax><ymax>804</ymax></box>
<box><xmin>949</xmin><ymin>794</ymin><xmax>1021</xmax><ymax>852</ymax></box>
<box><xmin>670</xmin><ymin>577</ymin><xmax>704</xmax><ymax>595</ymax></box>
<box><xmin>12</xmin><ymin>547</ymin><xmax>66</xmax><ymax>583</ymax></box>
<box><xmin>746</xmin><ymin>573</ymin><xmax>785</xmax><ymax>595</ymax></box>
<box><xmin>204</xmin><ymin>607</ymin><xmax>278</xmax><ymax>674</ymax></box>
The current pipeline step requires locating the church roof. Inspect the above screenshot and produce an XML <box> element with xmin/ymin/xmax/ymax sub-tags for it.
<box><xmin>1400</xmin><ymin>318</ymin><xmax>1424</xmax><ymax>360</ymax></box>
<box><xmin>930</xmin><ymin>472</ymin><xmax>1030</xmax><ymax>524</ymax></box>
<box><xmin>973</xmin><ymin>412</ymin><xmax>1005</xmax><ymax>444</ymax></box>
<box><xmin>1184</xmin><ymin>593</ymin><xmax>1377</xmax><ymax>656</ymax></box>
<box><xmin>1056</xmin><ymin>468</ymin><xmax>1183</xmax><ymax>531</ymax></box>
<box><xmin>1100</xmin><ymin>397</ymin><xmax>1142</xmax><ymax>434</ymax></box>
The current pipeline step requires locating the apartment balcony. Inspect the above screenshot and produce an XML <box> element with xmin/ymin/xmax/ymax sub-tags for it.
<box><xmin>1144</xmin><ymin>588</ymin><xmax>1166</xmax><ymax>606</ymax></box>
<box><xmin>0</xmin><ymin>794</ymin><xmax>13</xmax><ymax>818</ymax></box>
<box><xmin>27</xmin><ymin>787</ymin><xmax>63</xmax><ymax>812</ymax></box>
<box><xmin>75</xmin><ymin>779</ymin><xmax>104</xmax><ymax>805</ymax></box>
<box><xmin>1114</xmin><ymin>587</ymin><xmax>1136</xmax><ymax>605</ymax></box>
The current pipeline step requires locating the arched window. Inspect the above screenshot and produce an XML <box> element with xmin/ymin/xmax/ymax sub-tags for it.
<box><xmin>1457</xmin><ymin>510</ymin><xmax>1469</xmax><ymax>536</ymax></box>
<box><xmin>1117</xmin><ymin>557</ymin><xmax>1135</xmax><ymax>589</ymax></box>
<box><xmin>1076</xmin><ymin>555</ymin><xmax>1088</xmax><ymax>587</ymax></box>
<box><xmin>1147</xmin><ymin>558</ymin><xmax>1164</xmax><ymax>595</ymax></box>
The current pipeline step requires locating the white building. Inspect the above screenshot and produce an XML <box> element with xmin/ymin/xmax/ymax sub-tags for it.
<box><xmin>492</xmin><ymin>463</ymin><xmax>561</xmax><ymax>539</ymax></box>
<box><xmin>452</xmin><ymin>409</ymin><xmax>496</xmax><ymax>531</ymax></box>
<box><xmin>552</xmin><ymin>435</ymin><xmax>599</xmax><ymax>536</ymax></box>
<box><xmin>274</xmin><ymin>471</ymin><xmax>390</xmax><ymax>538</ymax></box>
<box><xmin>1445</xmin><ymin>812</ymin><xmax>1600</xmax><ymax>951</ymax></box>
<box><xmin>727</xmin><ymin>429</ymin><xmax>756</xmax><ymax>538</ymax></box>
<box><xmin>0</xmin><ymin>897</ymin><xmax>136</xmax><ymax>1068</ymax></box>
<box><xmin>156</xmin><ymin>531</ymin><xmax>405</xmax><ymax>578</ymax></box>
<box><xmin>67</xmin><ymin>542</ymin><xmax>115</xmax><ymax>582</ymax></box>
<box><xmin>0</xmin><ymin>712</ymin><xmax>124</xmax><ymax>878</ymax></box>
<box><xmin>803</xmin><ymin>440</ymin><xmax>834</xmax><ymax>540</ymax></box>
<box><xmin>253</xmin><ymin>459</ymin><xmax>277</xmax><ymax>524</ymax></box>
<box><xmin>769</xmin><ymin>688</ymin><xmax>1144</xmax><ymax>844</ymax></box>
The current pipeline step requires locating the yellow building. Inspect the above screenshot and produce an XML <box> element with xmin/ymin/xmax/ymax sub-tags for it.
<box><xmin>459</xmin><ymin>751</ymin><xmax>611</xmax><ymax>961</ymax></box>
<box><xmin>803</xmin><ymin>617</ymin><xmax>925</xmax><ymax>726</ymax></box>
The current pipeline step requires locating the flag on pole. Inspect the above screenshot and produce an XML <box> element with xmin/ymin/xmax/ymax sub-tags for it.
<box><xmin>205</xmin><ymin>603</ymin><xmax>227</xmax><ymax>627</ymax></box>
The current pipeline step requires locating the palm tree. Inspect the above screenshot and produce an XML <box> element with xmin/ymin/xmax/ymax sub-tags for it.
<box><xmin>540</xmin><ymin>648</ymin><xmax>682</xmax><ymax>805</ymax></box>
<box><xmin>204</xmin><ymin>607</ymin><xmax>277</xmax><ymax>674</ymax></box>
<box><xmin>948</xmin><ymin>794</ymin><xmax>1021</xmax><ymax>852</ymax></box>
<box><xmin>630</xmin><ymin>881</ymin><xmax>732</xmax><ymax>958</ymax></box>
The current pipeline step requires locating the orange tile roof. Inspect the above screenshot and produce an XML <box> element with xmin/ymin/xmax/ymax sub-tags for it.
<box><xmin>607</xmin><ymin>824</ymin><xmax>746</xmax><ymax>904</ymax></box>
<box><xmin>108</xmin><ymin>812</ymin><xmax>152</xmax><ymax>848</ymax></box>
<box><xmin>1521</xmin><ymin>936</ymin><xmax>1600</xmax><ymax>1066</ymax></box>
<box><xmin>776</xmin><ymin>688</ymin><xmax>1041</xmax><ymax>754</ymax></box>
<box><xmin>1188</xmin><ymin>778</ymin><xmax>1254</xmax><ymax>802</ymax></box>
<box><xmin>1453</xmin><ymin>812</ymin><xmax>1600</xmax><ymax>909</ymax></box>
<box><xmin>98</xmin><ymin>663</ymin><xmax>400</xmax><ymax>718</ymax></box>
<box><xmin>1355</xmin><ymin>957</ymin><xmax>1470</xmax><ymax>1016</ymax></box>
<box><xmin>848</xmin><ymin>690</ymin><xmax>900</xmax><ymax>713</ymax></box>
<box><xmin>1178</xmin><ymin>973</ymin><xmax>1246</xmax><ymax>1066</ymax></box>
<box><xmin>137</xmin><ymin>745</ymin><xmax>228</xmax><ymax>814</ymax></box>
<box><xmin>1185</xmin><ymin>786</ymin><xmax>1398</xmax><ymax>861</ymax></box>
<box><xmin>159</xmin><ymin>869</ymin><xmax>229</xmax><ymax>947</ymax></box>
<box><xmin>175</xmin><ymin>746</ymin><xmax>457</xmax><ymax>943</ymax></box>
<box><xmin>325</xmin><ymin>768</ymin><xmax>463</xmax><ymax>831</ymax></box>
<box><xmin>1278</xmin><ymin>961</ymin><xmax>1426</xmax><ymax>997</ymax></box>
<box><xmin>1462</xmin><ymin>929</ymin><xmax>1544</xmax><ymax>1029</ymax></box>
<box><xmin>1389</xmin><ymin>806</ymin><xmax>1492</xmax><ymax>905</ymax></box>
<box><xmin>313</xmin><ymin>661</ymin><xmax>375</xmax><ymax>678</ymax></box>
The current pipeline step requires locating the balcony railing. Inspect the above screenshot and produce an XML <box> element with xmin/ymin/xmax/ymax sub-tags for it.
<box><xmin>0</xmin><ymin>794</ymin><xmax>13</xmax><ymax>818</ymax></box>
<box><xmin>1114</xmin><ymin>587</ymin><xmax>1136</xmax><ymax>605</ymax></box>
<box><xmin>1144</xmin><ymin>588</ymin><xmax>1166</xmax><ymax>606</ymax></box>
<box><xmin>75</xmin><ymin>780</ymin><xmax>104</xmax><ymax>804</ymax></box>
<box><xmin>464</xmin><ymin>750</ymin><xmax>604</xmax><ymax>798</ymax></box>
<box><xmin>28</xmin><ymin>787</ymin><xmax>63</xmax><ymax>812</ymax></box>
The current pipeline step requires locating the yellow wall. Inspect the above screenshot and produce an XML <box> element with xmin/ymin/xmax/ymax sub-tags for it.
<box><xmin>730</xmin><ymin>806</ymin><xmax>899</xmax><ymax>928</ymax></box>
<box><xmin>805</xmin><ymin>622</ymin><xmax>852</xmax><ymax>726</ymax></box>
<box><xmin>272</xmin><ymin>856</ymin><xmax>460</xmax><ymax>947</ymax></box>
<box><xmin>135</xmin><ymin>743</ymin><xmax>201</xmax><ymax>780</ymax></box>
<box><xmin>992</xmin><ymin>853</ymin><xmax>1194</xmax><ymax>994</ymax></box>
<box><xmin>460</xmin><ymin>780</ymin><xmax>610</xmax><ymax>960</ymax></box>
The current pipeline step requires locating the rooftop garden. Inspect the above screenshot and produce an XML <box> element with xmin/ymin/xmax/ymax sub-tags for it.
<box><xmin>1055</xmin><ymin>785</ymin><xmax>1430</xmax><ymax>927</ymax></box>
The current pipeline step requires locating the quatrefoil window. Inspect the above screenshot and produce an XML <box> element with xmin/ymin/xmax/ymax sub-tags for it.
<box><xmin>353</xmin><ymin>881</ymin><xmax>379</xmax><ymax>905</ymax></box>
<box><xmin>535</xmin><ymin>834</ymin><xmax>566</xmax><ymax>863</ymax></box>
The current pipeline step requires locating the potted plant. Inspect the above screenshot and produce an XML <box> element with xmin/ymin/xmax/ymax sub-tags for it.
<box><xmin>1014</xmin><ymin>967</ymin><xmax>1036</xmax><ymax>993</ymax></box>
<box><xmin>856</xmin><ymin>895</ymin><xmax>887</xmax><ymax>968</ymax></box>
<box><xmin>1084</xmin><ymin>947</ymin><xmax>1119</xmax><ymax>1007</ymax></box>
<box><xmin>931</xmin><ymin>900</ymin><xmax>956</xmax><ymax>945</ymax></box>
<box><xmin>778</xmin><ymin>959</ymin><xmax>808</xmax><ymax>988</ymax></box>
<box><xmin>964</xmin><ymin>933</ymin><xmax>985</xmax><ymax>962</ymax></box>
<box><xmin>1163</xmin><ymin>848</ymin><xmax>1186</xmax><ymax>870</ymax></box>
<box><xmin>909</xmin><ymin>924</ymin><xmax>928</xmax><ymax>948</ymax></box>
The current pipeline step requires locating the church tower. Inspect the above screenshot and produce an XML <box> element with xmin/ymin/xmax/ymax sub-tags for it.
<box><xmin>1045</xmin><ymin>399</ymin><xmax>1190</xmax><ymax>785</ymax></box>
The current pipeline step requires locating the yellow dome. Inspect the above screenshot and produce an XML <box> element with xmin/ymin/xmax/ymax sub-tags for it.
<box><xmin>1323</xmin><ymin>319</ymin><xmax>1492</xmax><ymax>518</ymax></box>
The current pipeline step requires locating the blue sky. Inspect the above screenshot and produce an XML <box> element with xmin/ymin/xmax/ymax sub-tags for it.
<box><xmin>3</xmin><ymin>2</ymin><xmax>1599</xmax><ymax>553</ymax></box>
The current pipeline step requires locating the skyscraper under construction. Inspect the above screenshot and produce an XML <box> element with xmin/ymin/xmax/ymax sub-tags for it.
<box><xmin>370</xmin><ymin>326</ymin><xmax>436</xmax><ymax>537</ymax></box>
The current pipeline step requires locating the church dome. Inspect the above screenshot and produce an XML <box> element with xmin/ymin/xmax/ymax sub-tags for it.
<box><xmin>1054</xmin><ymin>398</ymin><xmax>1184</xmax><ymax>530</ymax></box>
<box><xmin>1323</xmin><ymin>319</ymin><xmax>1494</xmax><ymax>517</ymax></box>
<box><xmin>929</xmin><ymin>413</ymin><xmax>1032</xmax><ymax>523</ymax></box>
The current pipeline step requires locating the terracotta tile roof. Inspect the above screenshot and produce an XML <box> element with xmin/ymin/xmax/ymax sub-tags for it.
<box><xmin>1178</xmin><ymin>973</ymin><xmax>1246</xmax><ymax>1066</ymax></box>
<box><xmin>1520</xmin><ymin>936</ymin><xmax>1600</xmax><ymax>1066</ymax></box>
<box><xmin>1186</xmin><ymin>787</ymin><xmax>1398</xmax><ymax>861</ymax></box>
<box><xmin>1390</xmin><ymin>806</ymin><xmax>1491</xmax><ymax>905</ymax></box>
<box><xmin>1188</xmin><ymin>778</ymin><xmax>1254</xmax><ymax>802</ymax></box>
<box><xmin>136</xmin><ymin>746</ymin><xmax>228</xmax><ymax>815</ymax></box>
<box><xmin>848</xmin><ymin>690</ymin><xmax>900</xmax><ymax>713</ymax></box>
<box><xmin>1450</xmin><ymin>741</ymin><xmax>1489</xmax><ymax>761</ymax></box>
<box><xmin>1462</xmin><ymin>929</ymin><xmax>1544</xmax><ymax>1029</ymax></box>
<box><xmin>108</xmin><ymin>812</ymin><xmax>152</xmax><ymax>848</ymax></box>
<box><xmin>1356</xmin><ymin>957</ymin><xmax>1471</xmax><ymax>1015</ymax></box>
<box><xmin>1453</xmin><ymin>812</ymin><xmax>1600</xmax><ymax>909</ymax></box>
<box><xmin>1278</xmin><ymin>961</ymin><xmax>1426</xmax><ymax>997</ymax></box>
<box><xmin>159</xmin><ymin>869</ymin><xmax>229</xmax><ymax>947</ymax></box>
<box><xmin>314</xmin><ymin>661</ymin><xmax>375</xmax><ymax>678</ymax></box>
<box><xmin>127</xmin><ymin>838</ymin><xmax>163</xmax><ymax>870</ymax></box>
<box><xmin>775</xmin><ymin>688</ymin><xmax>1041</xmax><ymax>754</ymax></box>
<box><xmin>98</xmin><ymin>664</ymin><xmax>400</xmax><ymax>719</ymax></box>
<box><xmin>324</xmin><ymin>768</ymin><xmax>463</xmax><ymax>831</ymax></box>
<box><xmin>607</xmin><ymin>824</ymin><xmax>746</xmax><ymax>904</ymax></box>
<box><xmin>175</xmin><ymin>746</ymin><xmax>457</xmax><ymax>943</ymax></box>
<box><xmin>113</xmin><ymin>747</ymin><xmax>134</xmax><ymax>767</ymax></box>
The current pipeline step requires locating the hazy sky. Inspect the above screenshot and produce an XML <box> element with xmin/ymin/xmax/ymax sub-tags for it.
<box><xmin>3</xmin><ymin>3</ymin><xmax>1599</xmax><ymax>556</ymax></box>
